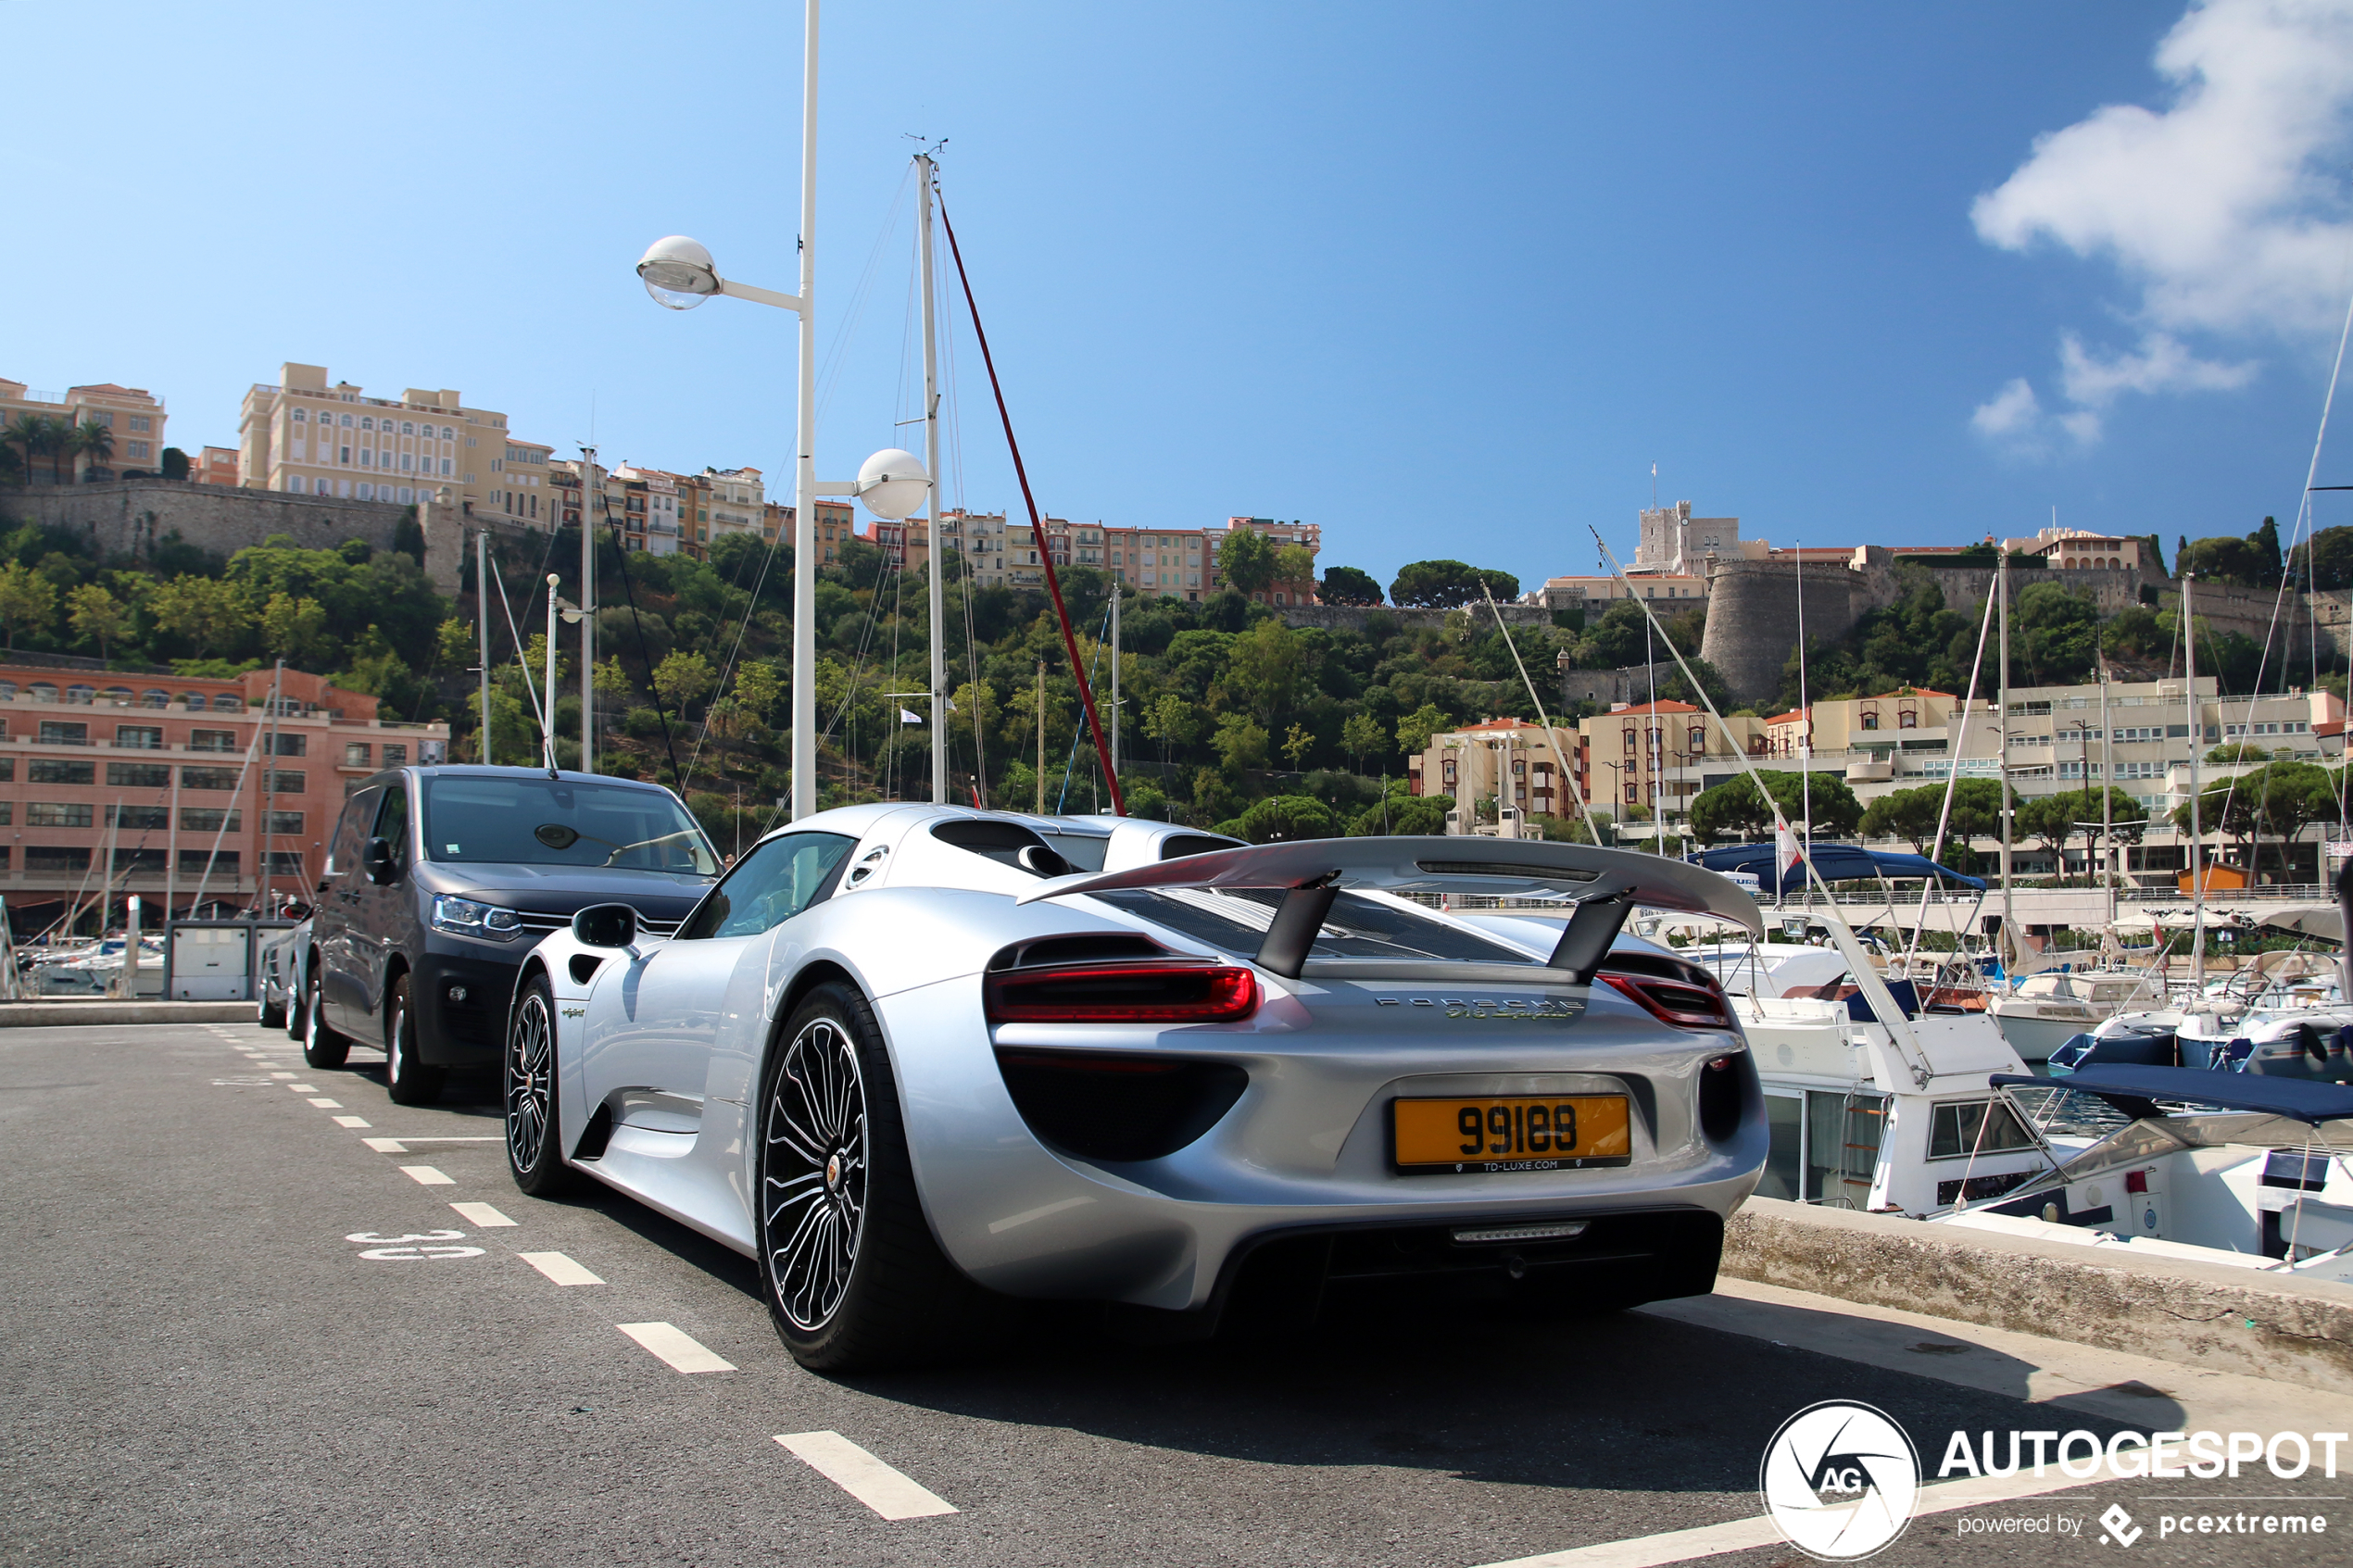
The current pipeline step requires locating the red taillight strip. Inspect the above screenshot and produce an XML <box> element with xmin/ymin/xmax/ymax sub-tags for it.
<box><xmin>984</xmin><ymin>962</ymin><xmax>1260</xmax><ymax>1024</ymax></box>
<box><xmin>1600</xmin><ymin>972</ymin><xmax>1736</xmax><ymax>1031</ymax></box>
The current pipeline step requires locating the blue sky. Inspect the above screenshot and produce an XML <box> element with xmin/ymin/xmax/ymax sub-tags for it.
<box><xmin>8</xmin><ymin>1</ymin><xmax>2352</xmax><ymax>592</ymax></box>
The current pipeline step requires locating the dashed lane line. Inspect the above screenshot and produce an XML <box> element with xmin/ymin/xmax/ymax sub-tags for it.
<box><xmin>617</xmin><ymin>1322</ymin><xmax>735</xmax><ymax>1374</ymax></box>
<box><xmin>270</xmin><ymin>1072</ymin><xmax>295</xmax><ymax>1080</ymax></box>
<box><xmin>1468</xmin><ymin>1469</ymin><xmax>2113</xmax><ymax>1568</ymax></box>
<box><xmin>363</xmin><ymin>1138</ymin><xmax>407</xmax><ymax>1153</ymax></box>
<box><xmin>518</xmin><ymin>1252</ymin><xmax>604</xmax><ymax>1286</ymax></box>
<box><xmin>449</xmin><ymin>1202</ymin><xmax>514</xmax><ymax>1226</ymax></box>
<box><xmin>307</xmin><ymin>1098</ymin><xmax>343</xmax><ymax>1108</ymax></box>
<box><xmin>333</xmin><ymin>1116</ymin><xmax>371</xmax><ymax>1128</ymax></box>
<box><xmin>287</xmin><ymin>1083</ymin><xmax>318</xmax><ymax>1093</ymax></box>
<box><xmin>397</xmin><ymin>1165</ymin><xmax>456</xmax><ymax>1186</ymax></box>
<box><xmin>774</xmin><ymin>1432</ymin><xmax>959</xmax><ymax>1521</ymax></box>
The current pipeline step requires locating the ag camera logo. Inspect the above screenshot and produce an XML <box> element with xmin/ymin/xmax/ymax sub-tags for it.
<box><xmin>1759</xmin><ymin>1401</ymin><xmax>1922</xmax><ymax>1561</ymax></box>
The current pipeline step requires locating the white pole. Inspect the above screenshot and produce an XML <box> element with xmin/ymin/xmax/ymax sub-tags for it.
<box><xmin>1796</xmin><ymin>545</ymin><xmax>1811</xmax><ymax>896</ymax></box>
<box><xmin>477</xmin><ymin>527</ymin><xmax>492</xmax><ymax>764</ymax></box>
<box><xmin>2185</xmin><ymin>575</ymin><xmax>2205</xmax><ymax>993</ymax></box>
<box><xmin>789</xmin><ymin>0</ymin><xmax>821</xmax><ymax>820</ymax></box>
<box><xmin>918</xmin><ymin>152</ymin><xmax>946</xmax><ymax>804</ymax></box>
<box><xmin>544</xmin><ymin>573</ymin><xmax>560</xmax><ymax>771</ymax></box>
<box><xmin>1998</xmin><ymin>552</ymin><xmax>2012</xmax><ymax>943</ymax></box>
<box><xmin>2100</xmin><ymin>655</ymin><xmax>2115</xmax><ymax>925</ymax></box>
<box><xmin>165</xmin><ymin>763</ymin><xmax>179</xmax><ymax>926</ymax></box>
<box><xmin>580</xmin><ymin>444</ymin><xmax>597</xmax><ymax>773</ymax></box>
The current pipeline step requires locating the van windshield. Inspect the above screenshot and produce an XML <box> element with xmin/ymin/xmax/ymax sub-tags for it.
<box><xmin>421</xmin><ymin>776</ymin><xmax>718</xmax><ymax>875</ymax></box>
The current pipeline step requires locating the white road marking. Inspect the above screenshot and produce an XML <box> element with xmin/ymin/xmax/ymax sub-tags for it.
<box><xmin>307</xmin><ymin>1098</ymin><xmax>343</xmax><ymax>1108</ymax></box>
<box><xmin>397</xmin><ymin>1165</ymin><xmax>455</xmax><ymax>1185</ymax></box>
<box><xmin>617</xmin><ymin>1322</ymin><xmax>734</xmax><ymax>1374</ymax></box>
<box><xmin>381</xmin><ymin>1135</ymin><xmax>504</xmax><ymax>1143</ymax></box>
<box><xmin>519</xmin><ymin>1251</ymin><xmax>604</xmax><ymax>1286</ymax></box>
<box><xmin>1469</xmin><ymin>1470</ymin><xmax>2110</xmax><ymax>1568</ymax></box>
<box><xmin>287</xmin><ymin>1083</ymin><xmax>318</xmax><ymax>1092</ymax></box>
<box><xmin>270</xmin><ymin>1072</ymin><xmax>296</xmax><ymax>1079</ymax></box>
<box><xmin>774</xmin><ymin>1432</ymin><xmax>959</xmax><ymax>1521</ymax></box>
<box><xmin>333</xmin><ymin>1116</ymin><xmax>371</xmax><ymax>1128</ymax></box>
<box><xmin>449</xmin><ymin>1202</ymin><xmax>515</xmax><ymax>1226</ymax></box>
<box><xmin>362</xmin><ymin>1138</ymin><xmax>409</xmax><ymax>1153</ymax></box>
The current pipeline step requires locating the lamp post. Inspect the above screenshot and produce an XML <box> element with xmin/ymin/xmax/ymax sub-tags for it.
<box><xmin>635</xmin><ymin>19</ymin><xmax>931</xmax><ymax>819</ymax></box>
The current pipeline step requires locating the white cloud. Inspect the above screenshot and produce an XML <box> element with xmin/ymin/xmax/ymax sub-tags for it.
<box><xmin>1970</xmin><ymin>378</ymin><xmax>2043</xmax><ymax>437</ymax></box>
<box><xmin>1968</xmin><ymin>0</ymin><xmax>2353</xmax><ymax>449</ymax></box>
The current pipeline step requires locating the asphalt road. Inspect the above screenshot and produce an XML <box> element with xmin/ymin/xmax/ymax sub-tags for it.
<box><xmin>1</xmin><ymin>1020</ymin><xmax>2341</xmax><ymax>1567</ymax></box>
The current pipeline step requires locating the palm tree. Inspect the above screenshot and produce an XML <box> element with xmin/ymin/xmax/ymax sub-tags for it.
<box><xmin>5</xmin><ymin>414</ymin><xmax>51</xmax><ymax>484</ymax></box>
<box><xmin>69</xmin><ymin>419</ymin><xmax>115</xmax><ymax>482</ymax></box>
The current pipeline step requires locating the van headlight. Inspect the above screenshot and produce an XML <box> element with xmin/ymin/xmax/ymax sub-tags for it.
<box><xmin>431</xmin><ymin>895</ymin><xmax>524</xmax><ymax>940</ymax></box>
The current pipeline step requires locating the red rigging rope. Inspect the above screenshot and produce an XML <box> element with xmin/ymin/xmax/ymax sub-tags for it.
<box><xmin>936</xmin><ymin>194</ymin><xmax>1125</xmax><ymax>818</ymax></box>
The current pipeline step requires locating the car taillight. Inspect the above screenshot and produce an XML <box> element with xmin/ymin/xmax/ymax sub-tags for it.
<box><xmin>1600</xmin><ymin>972</ymin><xmax>1735</xmax><ymax>1031</ymax></box>
<box><xmin>984</xmin><ymin>961</ymin><xmax>1259</xmax><ymax>1024</ymax></box>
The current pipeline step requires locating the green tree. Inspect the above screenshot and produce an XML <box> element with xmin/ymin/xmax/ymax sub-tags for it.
<box><xmin>1347</xmin><ymin>792</ymin><xmax>1450</xmax><ymax>836</ymax></box>
<box><xmin>147</xmin><ymin>573</ymin><xmax>254</xmax><ymax>649</ymax></box>
<box><xmin>66</xmin><ymin>583</ymin><xmax>132</xmax><ymax>661</ymax></box>
<box><xmin>159</xmin><ymin>446</ymin><xmax>191</xmax><ymax>482</ymax></box>
<box><xmin>68</xmin><ymin>419</ymin><xmax>115</xmax><ymax>480</ymax></box>
<box><xmin>259</xmin><ymin>592</ymin><xmax>329</xmax><ymax>662</ymax></box>
<box><xmin>1857</xmin><ymin>783</ymin><xmax>1949</xmax><ymax>855</ymax></box>
<box><xmin>1280</xmin><ymin>721</ymin><xmax>1315</xmax><ymax>771</ymax></box>
<box><xmin>434</xmin><ymin>617</ymin><xmax>472</xmax><ymax>668</ymax></box>
<box><xmin>2173</xmin><ymin>760</ymin><xmax>2337</xmax><ymax>882</ymax></box>
<box><xmin>1389</xmin><ymin>559</ymin><xmax>1482</xmax><ymax>608</ymax></box>
<box><xmin>2177</xmin><ymin>519</ymin><xmax>2284</xmax><ymax>588</ymax></box>
<box><xmin>1688</xmin><ymin>769</ymin><xmax>1861</xmax><ymax>841</ymax></box>
<box><xmin>1212</xmin><ymin>712</ymin><xmax>1269</xmax><ymax>771</ymax></box>
<box><xmin>1340</xmin><ymin>711</ymin><xmax>1388</xmax><ymax>770</ymax></box>
<box><xmin>594</xmin><ymin>655</ymin><xmax>633</xmax><ymax>703</ymax></box>
<box><xmin>732</xmin><ymin>659</ymin><xmax>782</xmax><ymax>721</ymax></box>
<box><xmin>1218</xmin><ymin>527</ymin><xmax>1277</xmax><ymax>595</ymax></box>
<box><xmin>1273</xmin><ymin>544</ymin><xmax>1316</xmax><ymax>589</ymax></box>
<box><xmin>1320</xmin><ymin>565</ymin><xmax>1383</xmax><ymax>606</ymax></box>
<box><xmin>1142</xmin><ymin>693</ymin><xmax>1202</xmax><ymax>767</ymax></box>
<box><xmin>0</xmin><ymin>560</ymin><xmax>57</xmax><ymax>649</ymax></box>
<box><xmin>652</xmin><ymin>649</ymin><xmax>718</xmax><ymax>713</ymax></box>
<box><xmin>1221</xmin><ymin>794</ymin><xmax>1335</xmax><ymax>843</ymax></box>
<box><xmin>2289</xmin><ymin>524</ymin><xmax>2353</xmax><ymax>590</ymax></box>
<box><xmin>1223</xmin><ymin>617</ymin><xmax>1302</xmax><ymax>722</ymax></box>
<box><xmin>1394</xmin><ymin>702</ymin><xmax>1452</xmax><ymax>758</ymax></box>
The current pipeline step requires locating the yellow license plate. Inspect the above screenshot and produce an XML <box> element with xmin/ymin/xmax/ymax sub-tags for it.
<box><xmin>1392</xmin><ymin>1095</ymin><xmax>1632</xmax><ymax>1173</ymax></box>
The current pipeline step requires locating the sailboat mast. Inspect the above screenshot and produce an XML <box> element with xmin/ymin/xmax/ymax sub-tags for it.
<box><xmin>1998</xmin><ymin>549</ymin><xmax>2012</xmax><ymax>941</ymax></box>
<box><xmin>1796</xmin><ymin>543</ymin><xmax>1810</xmax><ymax>897</ymax></box>
<box><xmin>2184</xmin><ymin>574</ymin><xmax>2205</xmax><ymax>992</ymax></box>
<box><xmin>916</xmin><ymin>152</ymin><xmax>945</xmax><ymax>804</ymax></box>
<box><xmin>789</xmin><ymin>0</ymin><xmax>822</xmax><ymax>821</ymax></box>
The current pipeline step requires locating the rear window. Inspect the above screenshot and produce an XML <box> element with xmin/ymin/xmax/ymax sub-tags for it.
<box><xmin>1093</xmin><ymin>887</ymin><xmax>1539</xmax><ymax>965</ymax></box>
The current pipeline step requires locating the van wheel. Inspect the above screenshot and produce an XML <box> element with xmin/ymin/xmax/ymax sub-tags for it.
<box><xmin>384</xmin><ymin>975</ymin><xmax>446</xmax><ymax>1105</ymax></box>
<box><xmin>757</xmin><ymin>981</ymin><xmax>1006</xmax><ymax>1372</ymax></box>
<box><xmin>301</xmin><ymin>965</ymin><xmax>348</xmax><ymax>1069</ymax></box>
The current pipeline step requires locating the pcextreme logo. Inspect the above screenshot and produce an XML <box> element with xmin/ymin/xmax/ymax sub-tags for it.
<box><xmin>1759</xmin><ymin>1401</ymin><xmax>1922</xmax><ymax>1561</ymax></box>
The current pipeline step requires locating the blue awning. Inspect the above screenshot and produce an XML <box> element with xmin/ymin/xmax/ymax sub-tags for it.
<box><xmin>1991</xmin><ymin>1064</ymin><xmax>2353</xmax><ymax>1126</ymax></box>
<box><xmin>1689</xmin><ymin>842</ymin><xmax>1986</xmax><ymax>896</ymax></box>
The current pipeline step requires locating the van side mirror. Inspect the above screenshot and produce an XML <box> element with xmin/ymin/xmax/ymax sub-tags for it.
<box><xmin>362</xmin><ymin>837</ymin><xmax>397</xmax><ymax>885</ymax></box>
<box><xmin>573</xmin><ymin>903</ymin><xmax>638</xmax><ymax>949</ymax></box>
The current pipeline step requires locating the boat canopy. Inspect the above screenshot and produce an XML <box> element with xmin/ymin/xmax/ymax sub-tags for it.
<box><xmin>1688</xmin><ymin>843</ymin><xmax>1986</xmax><ymax>897</ymax></box>
<box><xmin>1991</xmin><ymin>1063</ymin><xmax>2353</xmax><ymax>1126</ymax></box>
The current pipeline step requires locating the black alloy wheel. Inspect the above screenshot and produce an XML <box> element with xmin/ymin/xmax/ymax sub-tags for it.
<box><xmin>757</xmin><ymin>981</ymin><xmax>1005</xmax><ymax>1372</ymax></box>
<box><xmin>384</xmin><ymin>974</ymin><xmax>446</xmax><ymax>1105</ymax></box>
<box><xmin>301</xmin><ymin>963</ymin><xmax>348</xmax><ymax>1069</ymax></box>
<box><xmin>505</xmin><ymin>973</ymin><xmax>575</xmax><ymax>1196</ymax></box>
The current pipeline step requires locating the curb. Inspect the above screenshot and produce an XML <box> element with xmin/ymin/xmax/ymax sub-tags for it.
<box><xmin>0</xmin><ymin>1001</ymin><xmax>260</xmax><ymax>1027</ymax></box>
<box><xmin>1724</xmin><ymin>1196</ymin><xmax>2353</xmax><ymax>1395</ymax></box>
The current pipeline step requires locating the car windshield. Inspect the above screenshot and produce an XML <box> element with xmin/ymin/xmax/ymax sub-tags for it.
<box><xmin>1093</xmin><ymin>887</ymin><xmax>1539</xmax><ymax>964</ymax></box>
<box><xmin>421</xmin><ymin>776</ymin><xmax>718</xmax><ymax>874</ymax></box>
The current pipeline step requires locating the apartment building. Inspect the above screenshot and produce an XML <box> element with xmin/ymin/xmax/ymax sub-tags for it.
<box><xmin>940</xmin><ymin>510</ymin><xmax>1012</xmax><ymax>586</ymax></box>
<box><xmin>195</xmin><ymin>445</ymin><xmax>239</xmax><ymax>486</ymax></box>
<box><xmin>492</xmin><ymin>438</ymin><xmax>556</xmax><ymax>527</ymax></box>
<box><xmin>0</xmin><ymin>378</ymin><xmax>170</xmax><ymax>481</ymax></box>
<box><xmin>1409</xmin><ymin>717</ymin><xmax>1578</xmax><ymax>822</ymax></box>
<box><xmin>869</xmin><ymin>517</ymin><xmax>930</xmax><ymax>574</ymax></box>
<box><xmin>0</xmin><ymin>663</ymin><xmax>448</xmax><ymax>928</ymax></box>
<box><xmin>1103</xmin><ymin>523</ymin><xmax>1211</xmax><ymax>599</ymax></box>
<box><xmin>610</xmin><ymin>465</ymin><xmax>686</xmax><ymax>555</ymax></box>
<box><xmin>239</xmin><ymin>362</ymin><xmax>510</xmax><ymax>510</ymax></box>
<box><xmin>2000</xmin><ymin>526</ymin><xmax>2145</xmax><ymax>571</ymax></box>
<box><xmin>1571</xmin><ymin>701</ymin><xmax>1768</xmax><ymax>816</ymax></box>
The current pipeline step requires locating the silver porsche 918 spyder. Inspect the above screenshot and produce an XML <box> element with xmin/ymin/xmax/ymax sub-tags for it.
<box><xmin>501</xmin><ymin>804</ymin><xmax>1768</xmax><ymax>1371</ymax></box>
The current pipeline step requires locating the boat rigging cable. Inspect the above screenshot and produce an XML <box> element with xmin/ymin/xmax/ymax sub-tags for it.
<box><xmin>1899</xmin><ymin>581</ymin><xmax>1998</xmax><ymax>978</ymax></box>
<box><xmin>935</xmin><ymin>194</ymin><xmax>1125</xmax><ymax>816</ymax></box>
<box><xmin>604</xmin><ymin>522</ymin><xmax>685</xmax><ymax>789</ymax></box>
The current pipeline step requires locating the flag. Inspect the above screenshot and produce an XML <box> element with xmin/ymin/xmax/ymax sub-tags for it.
<box><xmin>1774</xmin><ymin>812</ymin><xmax>1805</xmax><ymax>883</ymax></box>
<box><xmin>900</xmin><ymin>708</ymin><xmax>923</xmax><ymax>724</ymax></box>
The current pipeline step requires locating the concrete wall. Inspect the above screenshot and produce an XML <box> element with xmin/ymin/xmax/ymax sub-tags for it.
<box><xmin>1559</xmin><ymin>659</ymin><xmax>1682</xmax><ymax>709</ymax></box>
<box><xmin>3</xmin><ymin>480</ymin><xmax>416</xmax><ymax>568</ymax></box>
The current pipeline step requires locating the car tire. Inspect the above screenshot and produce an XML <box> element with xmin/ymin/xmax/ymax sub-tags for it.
<box><xmin>384</xmin><ymin>974</ymin><xmax>447</xmax><ymax>1106</ymax></box>
<box><xmin>258</xmin><ymin>981</ymin><xmax>286</xmax><ymax>1031</ymax></box>
<box><xmin>757</xmin><ymin>981</ymin><xmax>1005</xmax><ymax>1373</ymax></box>
<box><xmin>300</xmin><ymin>963</ymin><xmax>349</xmax><ymax>1069</ymax></box>
<box><xmin>505</xmin><ymin>972</ymin><xmax>577</xmax><ymax>1197</ymax></box>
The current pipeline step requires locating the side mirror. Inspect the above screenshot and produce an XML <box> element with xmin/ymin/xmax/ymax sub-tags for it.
<box><xmin>573</xmin><ymin>903</ymin><xmax>638</xmax><ymax>949</ymax></box>
<box><xmin>362</xmin><ymin>837</ymin><xmax>397</xmax><ymax>885</ymax></box>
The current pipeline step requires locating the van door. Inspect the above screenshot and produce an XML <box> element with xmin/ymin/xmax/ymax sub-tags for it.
<box><xmin>319</xmin><ymin>785</ymin><xmax>380</xmax><ymax>1030</ymax></box>
<box><xmin>347</xmin><ymin>779</ymin><xmax>414</xmax><ymax>1033</ymax></box>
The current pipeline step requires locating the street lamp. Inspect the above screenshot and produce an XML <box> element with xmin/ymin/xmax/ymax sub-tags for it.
<box><xmin>635</xmin><ymin>236</ymin><xmax>805</xmax><ymax>313</ymax></box>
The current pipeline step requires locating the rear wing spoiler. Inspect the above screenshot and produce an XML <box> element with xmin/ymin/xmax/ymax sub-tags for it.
<box><xmin>1014</xmin><ymin>834</ymin><xmax>1762</xmax><ymax>980</ymax></box>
